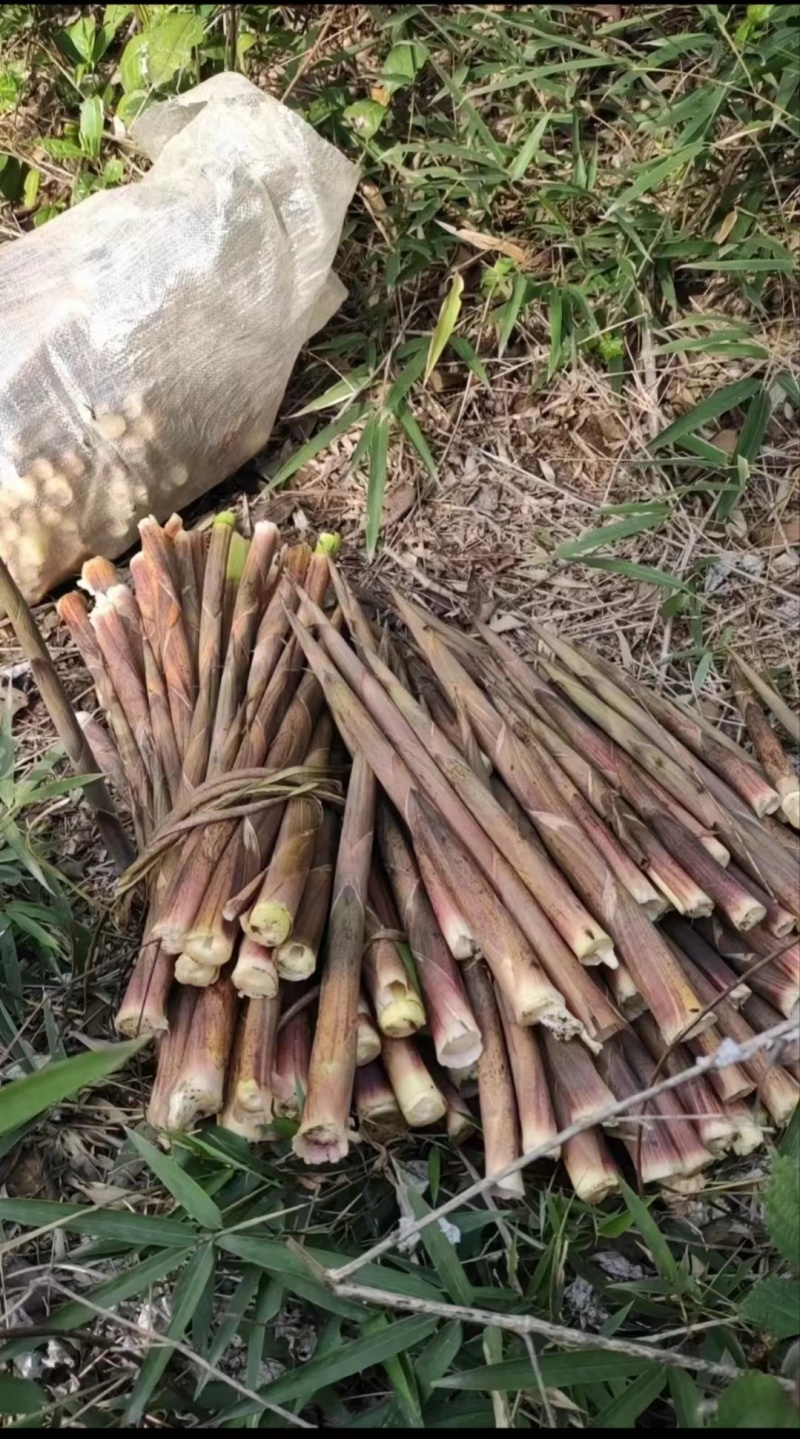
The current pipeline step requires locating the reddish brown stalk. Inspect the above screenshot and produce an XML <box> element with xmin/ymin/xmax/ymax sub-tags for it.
<box><xmin>137</xmin><ymin>517</ymin><xmax>195</xmax><ymax>760</ymax></box>
<box><xmin>139</xmin><ymin>632</ymin><xmax>182</xmax><ymax>809</ymax></box>
<box><xmin>276</xmin><ymin>809</ymin><xmax>338</xmax><ymax>981</ymax></box>
<box><xmin>561</xmin><ymin>1128</ymin><xmax>620</xmax><ymax>1204</ymax></box>
<box><xmin>354</xmin><ymin>1059</ymin><xmax>406</xmax><ymax>1137</ymax></box>
<box><xmin>606</xmin><ymin>962</ymin><xmax>646</xmax><ymax>1019</ymax></box>
<box><xmin>634</xmin><ymin>1013</ymin><xmax>737</xmax><ymax>1156</ymax></box>
<box><xmin>287</xmin><ymin>613</ymin><xmax>621</xmax><ymax>1050</ymax></box>
<box><xmin>173</xmin><ymin>525</ymin><xmax>202</xmax><ymax>688</ymax></box>
<box><xmin>461</xmin><ymin>958</ymin><xmax>524</xmax><ymax>1198</ymax></box>
<box><xmin>670</xmin><ymin>944</ymin><xmax>799</xmax><ymax>1125</ymax></box>
<box><xmin>76</xmin><ymin>712</ymin><xmax>126</xmax><ymax>792</ymax></box>
<box><xmin>357</xmin><ymin>994</ymin><xmax>383</xmax><ymax>1067</ymax></box>
<box><xmin>394</xmin><ymin>595</ymin><xmax>704</xmax><ymax>1046</ymax></box>
<box><xmin>79</xmin><ymin>556</ymin><xmax>118</xmax><ymax>595</ymax></box>
<box><xmin>272</xmin><ymin>1004</ymin><xmax>311</xmax><ymax>1119</ymax></box>
<box><xmin>716</xmin><ymin>938</ymin><xmax>800</xmax><ymax>1018</ymax></box>
<box><xmin>725</xmin><ymin>1101</ymin><xmax>764</xmax><ymax>1156</ymax></box>
<box><xmin>231</xmin><ymin>936</ymin><xmax>279</xmax><ymax>999</ymax></box>
<box><xmin>208</xmin><ymin>520</ymin><xmax>279</xmax><ymax>775</ymax></box>
<box><xmin>244</xmin><ymin>796</ymin><xmax>323</xmax><ymax>948</ymax></box>
<box><xmin>376</xmin><ymin>805</ymin><xmax>482</xmax><ymax>1066</ymax></box>
<box><xmin>729</xmin><ymin>652</ymin><xmax>800</xmax><ymax>747</ymax></box>
<box><xmin>492</xmin><ymin>705</ymin><xmax>665</xmax><ymax>920</ymax></box>
<box><xmin>57</xmin><ymin>592</ymin><xmax>153</xmax><ymax>845</ymax></box>
<box><xmin>683</xmin><ymin>1020</ymin><xmax>756</xmax><ymax>1104</ymax></box>
<box><xmin>619</xmin><ymin>1028</ymin><xmax>714</xmax><ymax>1176</ymax></box>
<box><xmin>724</xmin><ymin>862</ymin><xmax>795</xmax><ymax>939</ymax></box>
<box><xmin>433</xmin><ymin>1067</ymin><xmax>477</xmax><ymax>1144</ymax></box>
<box><xmin>294</xmin><ymin>751</ymin><xmax>375</xmax><ymax>1163</ymax></box>
<box><xmin>633</xmin><ymin>807</ymin><xmax>765</xmax><ymax>932</ymax></box>
<box><xmin>495</xmin><ymin>987</ymin><xmax>560</xmax><ymax>1159</ymax></box>
<box><xmin>529</xmin><ymin>620</ymin><xmax>781</xmax><ymax>818</ymax></box>
<box><xmin>663</xmin><ymin>917</ymin><xmax>751</xmax><ymax>1008</ymax></box>
<box><xmin>730</xmin><ymin>660</ymin><xmax>800</xmax><ymax>828</ymax></box>
<box><xmin>595</xmin><ymin>1035</ymin><xmax>696</xmax><ymax>1183</ymax></box>
<box><xmin>115</xmin><ymin>940</ymin><xmax>173</xmax><ymax>1037</ymax></box>
<box><xmin>742</xmin><ymin>993</ymin><xmax>800</xmax><ymax>1067</ymax></box>
<box><xmin>540</xmin><ymin>1028</ymin><xmax>630</xmax><ymax>1136</ymax></box>
<box><xmin>314</xmin><ymin>599</ymin><xmax>613</xmax><ymax>966</ymax></box>
<box><xmin>243</xmin><ymin>544</ymin><xmax>310</xmax><ymax>728</ymax></box>
<box><xmin>380</xmin><ymin>1036</ymin><xmax>447</xmax><ymax>1127</ymax></box>
<box><xmin>362</xmin><ymin>886</ymin><xmax>427</xmax><ymax>1039</ymax></box>
<box><xmin>168</xmin><ymin>972</ymin><xmax>238</xmax><ymax>1130</ymax></box>
<box><xmin>91</xmin><ymin>593</ymin><xmax>162</xmax><ymax>794</ymax></box>
<box><xmin>226</xmin><ymin>994</ymin><xmax>280</xmax><ymax>1119</ymax></box>
<box><xmin>146</xmin><ymin>985</ymin><xmax>199</xmax><ymax>1129</ymax></box>
<box><xmin>180</xmin><ymin>513</ymin><xmax>236</xmax><ymax>794</ymax></box>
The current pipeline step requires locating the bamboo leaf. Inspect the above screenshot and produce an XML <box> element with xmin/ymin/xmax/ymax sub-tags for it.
<box><xmin>619</xmin><ymin>1180</ymin><xmax>680</xmax><ymax>1285</ymax></box>
<box><xmin>267</xmin><ymin>402</ymin><xmax>367</xmax><ymax>491</ymax></box>
<box><xmin>607</xmin><ymin>142</ymin><xmax>704</xmax><ymax>211</ymax></box>
<box><xmin>405</xmin><ymin>1186</ymin><xmax>474</xmax><ymax>1306</ymax></box>
<box><xmin>649</xmin><ymin>379</ymin><xmax>762</xmax><ymax>453</ymax></box>
<box><xmin>0</xmin><ymin>1040</ymin><xmax>144</xmax><ymax>1137</ymax></box>
<box><xmin>555</xmin><ymin>508</ymin><xmax>668</xmax><ymax>559</ymax></box>
<box><xmin>127</xmin><ymin>1130</ymin><xmax>223</xmax><ymax>1230</ymax></box>
<box><xmin>256</xmin><ymin>1315</ymin><xmax>436</xmax><ymax>1409</ymax></box>
<box><xmin>580</xmin><ymin>557</ymin><xmax>687</xmax><ymax>590</ymax></box>
<box><xmin>425</xmin><ymin>273</ymin><xmax>465</xmax><ymax>384</ymax></box>
<box><xmin>0</xmin><ymin>1197</ymin><xmax>195</xmax><ymax>1247</ymax></box>
<box><xmin>434</xmin><ymin>1352</ymin><xmax>657</xmax><ymax>1391</ymax></box>
<box><xmin>596</xmin><ymin>1365</ymin><xmax>666</xmax><ymax>1426</ymax></box>
<box><xmin>0</xmin><ymin>1377</ymin><xmax>45</xmax><ymax>1416</ymax></box>
<box><xmin>124</xmin><ymin>1243</ymin><xmax>215</xmax><ymax>1424</ymax></box>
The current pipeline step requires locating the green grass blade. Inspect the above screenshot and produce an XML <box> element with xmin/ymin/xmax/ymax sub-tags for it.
<box><xmin>405</xmin><ymin>1186</ymin><xmax>474</xmax><ymax>1306</ymax></box>
<box><xmin>127</xmin><ymin>1130</ymin><xmax>223</xmax><ymax>1231</ymax></box>
<box><xmin>649</xmin><ymin>379</ymin><xmax>762</xmax><ymax>453</ymax></box>
<box><xmin>0</xmin><ymin>1197</ymin><xmax>195</xmax><ymax>1247</ymax></box>
<box><xmin>434</xmin><ymin>1352</ymin><xmax>658</xmax><ymax>1391</ymax></box>
<box><xmin>0</xmin><ymin>1039</ymin><xmax>145</xmax><ymax>1137</ymax></box>
<box><xmin>596</xmin><ymin>1365</ymin><xmax>666</xmax><ymax>1426</ymax></box>
<box><xmin>124</xmin><ymin>1242</ymin><xmax>215</xmax><ymax>1424</ymax></box>
<box><xmin>555</xmin><ymin>508</ymin><xmax>668</xmax><ymax>559</ymax></box>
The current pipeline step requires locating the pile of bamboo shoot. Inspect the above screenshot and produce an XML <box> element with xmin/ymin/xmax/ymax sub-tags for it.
<box><xmin>58</xmin><ymin>514</ymin><xmax>799</xmax><ymax>1204</ymax></box>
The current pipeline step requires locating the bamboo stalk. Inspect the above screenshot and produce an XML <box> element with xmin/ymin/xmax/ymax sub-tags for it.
<box><xmin>293</xmin><ymin>752</ymin><xmax>375</xmax><ymax>1163</ymax></box>
<box><xmin>146</xmin><ymin>985</ymin><xmax>199</xmax><ymax>1129</ymax></box>
<box><xmin>495</xmin><ymin>987</ymin><xmax>560</xmax><ymax>1159</ymax></box>
<box><xmin>462</xmin><ymin>959</ymin><xmax>524</xmax><ymax>1199</ymax></box>
<box><xmin>541</xmin><ymin>1028</ymin><xmax>628</xmax><ymax>1136</ymax></box>
<box><xmin>528</xmin><ymin>619</ymin><xmax>781</xmax><ymax>818</ymax></box>
<box><xmin>357</xmin><ymin>994</ymin><xmax>383</xmax><ymax>1067</ymax></box>
<box><xmin>243</xmin><ymin>543</ymin><xmax>310</xmax><ymax>729</ymax></box>
<box><xmin>376</xmin><ymin>805</ymin><xmax>482</xmax><ymax>1066</ymax></box>
<box><xmin>272</xmin><ymin>1005</ymin><xmax>311</xmax><ymax>1120</ymax></box>
<box><xmin>711</xmin><ymin>932</ymin><xmax>799</xmax><ymax>1017</ymax></box>
<box><xmin>670</xmin><ymin>944</ymin><xmax>799</xmax><ymax>1125</ymax></box>
<box><xmin>243</xmin><ymin>796</ymin><xmax>323</xmax><ymax>948</ymax></box>
<box><xmin>379</xmin><ymin>1037</ymin><xmax>446</xmax><ymax>1127</ymax></box>
<box><xmin>231</xmin><ymin>936</ymin><xmax>279</xmax><ymax>999</ymax></box>
<box><xmin>91</xmin><ymin>590</ymin><xmax>167</xmax><ymax>814</ymax></box>
<box><xmin>641</xmin><ymin>807</ymin><xmax>766</xmax><ymax>932</ymax></box>
<box><xmin>137</xmin><ymin>517</ymin><xmax>196</xmax><ymax>760</ymax></box>
<box><xmin>663</xmin><ymin>917</ymin><xmax>751</xmax><ymax>1007</ymax></box>
<box><xmin>354</xmin><ymin>1059</ymin><xmax>406</xmax><ymax>1138</ymax></box>
<box><xmin>595</xmin><ymin>1036</ymin><xmax>695</xmax><ymax>1183</ymax></box>
<box><xmin>175</xmin><ymin>953</ymin><xmax>219</xmax><ymax>987</ymax></box>
<box><xmin>362</xmin><ymin>882</ymin><xmax>427</xmax><ymax>1039</ymax></box>
<box><xmin>275</xmin><ymin>809</ymin><xmax>338</xmax><ymax>980</ymax></box>
<box><xmin>725</xmin><ymin>1101</ymin><xmax>764</xmax><ymax>1156</ymax></box>
<box><xmin>606</xmin><ymin>961</ymin><xmax>647</xmax><ymax>1019</ymax></box>
<box><xmin>173</xmin><ymin>525</ymin><xmax>202</xmax><ymax>688</ymax></box>
<box><xmin>227</xmin><ymin>994</ymin><xmax>280</xmax><ymax>1119</ymax></box>
<box><xmin>618</xmin><ymin>1028</ymin><xmax>714</xmax><ymax>1177</ymax></box>
<box><xmin>393</xmin><ymin>596</ymin><xmax>704</xmax><ymax>1046</ymax></box>
<box><xmin>75</xmin><ymin>712</ymin><xmax>126</xmax><ymax>792</ymax></box>
<box><xmin>634</xmin><ymin>1013</ymin><xmax>738</xmax><ymax>1156</ymax></box>
<box><xmin>741</xmin><ymin>993</ymin><xmax>800</xmax><ymax>1067</ymax></box>
<box><xmin>730</xmin><ymin>659</ymin><xmax>800</xmax><ymax>828</ymax></box>
<box><xmin>167</xmin><ymin>971</ymin><xmax>238</xmax><ymax>1130</ymax></box>
<box><xmin>180</xmin><ymin>513</ymin><xmax>236</xmax><ymax>793</ymax></box>
<box><xmin>287</xmin><ymin>613</ymin><xmax>621</xmax><ymax>1050</ymax></box>
<box><xmin>434</xmin><ymin>1068</ymin><xmax>477</xmax><ymax>1144</ymax></box>
<box><xmin>684</xmin><ymin>1021</ymin><xmax>756</xmax><ymax>1105</ymax></box>
<box><xmin>320</xmin><ymin>596</ymin><xmax>614</xmax><ymax>966</ymax></box>
<box><xmin>729</xmin><ymin>652</ymin><xmax>800</xmax><ymax>747</ymax></box>
<box><xmin>726</xmin><ymin>862</ymin><xmax>795</xmax><ymax>939</ymax></box>
<box><xmin>561</xmin><ymin>1128</ymin><xmax>620</xmax><ymax>1204</ymax></box>
<box><xmin>0</xmin><ymin>560</ymin><xmax>134</xmax><ymax>871</ymax></box>
<box><xmin>81</xmin><ymin>560</ymin><xmax>145</xmax><ymax>675</ymax></box>
<box><xmin>115</xmin><ymin>937</ymin><xmax>174</xmax><ymax>1036</ymax></box>
<box><xmin>209</xmin><ymin>520</ymin><xmax>279</xmax><ymax>775</ymax></box>
<box><xmin>221</xmin><ymin>532</ymin><xmax>249</xmax><ymax>657</ymax></box>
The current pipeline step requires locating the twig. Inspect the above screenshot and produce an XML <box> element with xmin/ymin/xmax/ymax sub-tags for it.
<box><xmin>0</xmin><ymin>558</ymin><xmax>134</xmax><ymax>873</ymax></box>
<box><xmin>326</xmin><ymin>1017</ymin><xmax>798</xmax><ymax>1282</ymax></box>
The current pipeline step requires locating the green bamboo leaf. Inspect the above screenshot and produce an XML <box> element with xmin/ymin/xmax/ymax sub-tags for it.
<box><xmin>0</xmin><ymin>1197</ymin><xmax>195</xmax><ymax>1247</ymax></box>
<box><xmin>196</xmin><ymin>1264</ymin><xmax>261</xmax><ymax>1397</ymax></box>
<box><xmin>124</xmin><ymin>1243</ymin><xmax>215</xmax><ymax>1424</ymax></box>
<box><xmin>386</xmin><ymin>344</ymin><xmax>428</xmax><ymax>411</ymax></box>
<box><xmin>718</xmin><ymin>385</ymin><xmax>771</xmax><ymax>521</ymax></box>
<box><xmin>405</xmin><ymin>1186</ymin><xmax>473</xmax><ymax>1306</ymax></box>
<box><xmin>218</xmin><ymin>1234</ymin><xmax>443</xmax><ymax>1303</ymax></box>
<box><xmin>497</xmin><ymin>273</ymin><xmax>529</xmax><ymax>357</ymax></box>
<box><xmin>596</xmin><ymin>1365</ymin><xmax>666</xmax><ymax>1426</ymax></box>
<box><xmin>365</xmin><ymin>411</ymin><xmax>390</xmax><ymax>560</ymax></box>
<box><xmin>288</xmin><ymin>369</ymin><xmax>373</xmax><ymax>418</ymax></box>
<box><xmin>555</xmin><ymin>508</ymin><xmax>668</xmax><ymax>559</ymax></box>
<box><xmin>669</xmin><ymin>1367</ymin><xmax>702</xmax><ymax>1428</ymax></box>
<box><xmin>0</xmin><ymin>1039</ymin><xmax>144</xmax><ymax>1137</ymax></box>
<box><xmin>681</xmin><ymin>257</ymin><xmax>793</xmax><ymax>273</ymax></box>
<box><xmin>619</xmin><ymin>1180</ymin><xmax>680</xmax><ymax>1285</ymax></box>
<box><xmin>259</xmin><ymin>1315</ymin><xmax>436</xmax><ymax>1407</ymax></box>
<box><xmin>416</xmin><ymin>1320</ymin><xmax>463</xmax><ymax>1401</ymax></box>
<box><xmin>267</xmin><ymin>401</ymin><xmax>366</xmax><ymax>491</ymax></box>
<box><xmin>449</xmin><ymin>334</ymin><xmax>488</xmax><ymax>385</ymax></box>
<box><xmin>547</xmin><ymin>289</ymin><xmax>563</xmax><ymax>379</ymax></box>
<box><xmin>79</xmin><ymin>95</ymin><xmax>103</xmax><ymax>158</ymax></box>
<box><xmin>127</xmin><ymin>1130</ymin><xmax>222</xmax><ymax>1230</ymax></box>
<box><xmin>434</xmin><ymin>1351</ymin><xmax>656</xmax><ymax>1391</ymax></box>
<box><xmin>649</xmin><ymin>379</ymin><xmax>763</xmax><ymax>453</ymax></box>
<box><xmin>580</xmin><ymin>557</ymin><xmax>687</xmax><ymax>590</ymax></box>
<box><xmin>396</xmin><ymin>405</ymin><xmax>436</xmax><ymax>475</ymax></box>
<box><xmin>425</xmin><ymin>273</ymin><xmax>465</xmax><ymax>384</ymax></box>
<box><xmin>0</xmin><ymin>1377</ymin><xmax>45</xmax><ymax>1416</ymax></box>
<box><xmin>607</xmin><ymin>142</ymin><xmax>704</xmax><ymax>211</ymax></box>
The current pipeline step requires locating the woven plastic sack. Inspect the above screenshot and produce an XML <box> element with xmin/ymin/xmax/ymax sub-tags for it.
<box><xmin>0</xmin><ymin>74</ymin><xmax>357</xmax><ymax>605</ymax></box>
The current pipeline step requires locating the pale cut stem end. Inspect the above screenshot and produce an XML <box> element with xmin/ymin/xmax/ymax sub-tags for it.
<box><xmin>357</xmin><ymin>1005</ymin><xmax>382</xmax><ymax>1067</ymax></box>
<box><xmin>175</xmin><ymin>954</ymin><xmax>219</xmax><ymax>987</ymax></box>
<box><xmin>354</xmin><ymin>1060</ymin><xmax>406</xmax><ymax>1138</ymax></box>
<box><xmin>381</xmin><ymin>1037</ymin><xmax>447</xmax><ymax>1126</ymax></box>
<box><xmin>218</xmin><ymin>1103</ymin><xmax>269</xmax><ymax>1143</ymax></box>
<box><xmin>375</xmin><ymin>989</ymin><xmax>427</xmax><ymax>1039</ymax></box>
<box><xmin>275</xmin><ymin>941</ymin><xmax>316</xmax><ymax>981</ymax></box>
<box><xmin>292</xmin><ymin>1121</ymin><xmax>352</xmax><ymax>1165</ymax></box>
<box><xmin>562</xmin><ymin>1129</ymin><xmax>619</xmax><ymax>1204</ymax></box>
<box><xmin>246</xmin><ymin>900</ymin><xmax>293</xmax><ymax>950</ymax></box>
<box><xmin>778</xmin><ymin>779</ymin><xmax>800</xmax><ymax>830</ymax></box>
<box><xmin>231</xmin><ymin>941</ymin><xmax>279</xmax><ymax>999</ymax></box>
<box><xmin>115</xmin><ymin>946</ymin><xmax>172</xmax><ymax>1037</ymax></box>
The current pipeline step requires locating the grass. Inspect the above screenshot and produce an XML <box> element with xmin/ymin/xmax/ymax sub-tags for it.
<box><xmin>0</xmin><ymin>1</ymin><xmax>799</xmax><ymax>1427</ymax></box>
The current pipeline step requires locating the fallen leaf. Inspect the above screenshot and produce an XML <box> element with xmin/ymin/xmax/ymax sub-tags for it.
<box><xmin>758</xmin><ymin>515</ymin><xmax>800</xmax><ymax>547</ymax></box>
<box><xmin>713</xmin><ymin>427</ymin><xmax>739</xmax><ymax>455</ymax></box>
<box><xmin>714</xmin><ymin>210</ymin><xmax>739</xmax><ymax>244</ymax></box>
<box><xmin>438</xmin><ymin>221</ymin><xmax>528</xmax><ymax>267</ymax></box>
